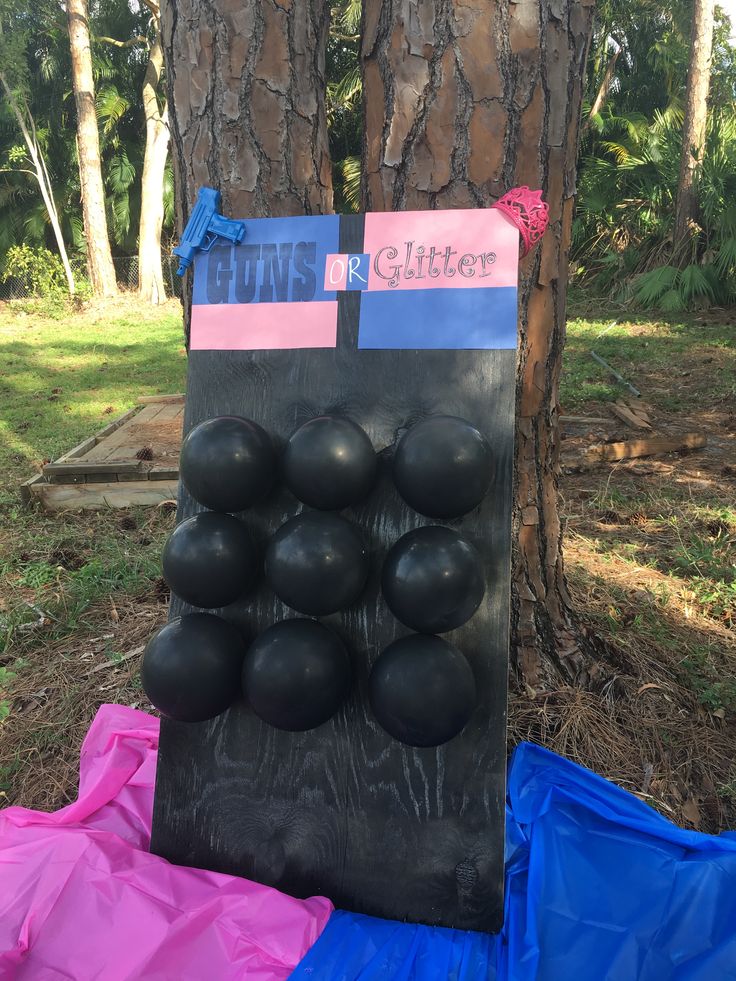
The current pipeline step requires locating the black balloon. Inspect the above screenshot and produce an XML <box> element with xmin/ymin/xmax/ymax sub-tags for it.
<box><xmin>284</xmin><ymin>415</ymin><xmax>377</xmax><ymax>511</ymax></box>
<box><xmin>393</xmin><ymin>415</ymin><xmax>493</xmax><ymax>518</ymax></box>
<box><xmin>243</xmin><ymin>618</ymin><xmax>351</xmax><ymax>731</ymax></box>
<box><xmin>369</xmin><ymin>634</ymin><xmax>476</xmax><ymax>747</ymax></box>
<box><xmin>141</xmin><ymin>613</ymin><xmax>246</xmax><ymax>722</ymax></box>
<box><xmin>382</xmin><ymin>526</ymin><xmax>485</xmax><ymax>633</ymax></box>
<box><xmin>265</xmin><ymin>511</ymin><xmax>369</xmax><ymax>616</ymax></box>
<box><xmin>162</xmin><ymin>511</ymin><xmax>258</xmax><ymax>608</ymax></box>
<box><xmin>180</xmin><ymin>415</ymin><xmax>275</xmax><ymax>512</ymax></box>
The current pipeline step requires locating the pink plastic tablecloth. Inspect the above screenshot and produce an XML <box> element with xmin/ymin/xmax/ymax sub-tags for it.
<box><xmin>0</xmin><ymin>705</ymin><xmax>332</xmax><ymax>980</ymax></box>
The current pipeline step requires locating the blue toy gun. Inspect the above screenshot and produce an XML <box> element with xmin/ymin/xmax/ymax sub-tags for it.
<box><xmin>173</xmin><ymin>187</ymin><xmax>246</xmax><ymax>276</ymax></box>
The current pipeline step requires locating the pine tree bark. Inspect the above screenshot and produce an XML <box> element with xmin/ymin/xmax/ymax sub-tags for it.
<box><xmin>161</xmin><ymin>0</ymin><xmax>334</xmax><ymax>338</ymax></box>
<box><xmin>67</xmin><ymin>0</ymin><xmax>118</xmax><ymax>296</ymax></box>
<box><xmin>138</xmin><ymin>3</ymin><xmax>170</xmax><ymax>305</ymax></box>
<box><xmin>362</xmin><ymin>0</ymin><xmax>595</xmax><ymax>688</ymax></box>
<box><xmin>673</xmin><ymin>0</ymin><xmax>715</xmax><ymax>254</ymax></box>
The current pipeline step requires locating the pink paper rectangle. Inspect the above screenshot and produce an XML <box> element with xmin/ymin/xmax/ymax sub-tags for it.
<box><xmin>363</xmin><ymin>209</ymin><xmax>518</xmax><ymax>291</ymax></box>
<box><xmin>191</xmin><ymin>301</ymin><xmax>338</xmax><ymax>351</ymax></box>
<box><xmin>324</xmin><ymin>254</ymin><xmax>348</xmax><ymax>291</ymax></box>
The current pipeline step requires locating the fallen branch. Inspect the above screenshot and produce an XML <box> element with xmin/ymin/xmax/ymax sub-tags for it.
<box><xmin>86</xmin><ymin>645</ymin><xmax>145</xmax><ymax>676</ymax></box>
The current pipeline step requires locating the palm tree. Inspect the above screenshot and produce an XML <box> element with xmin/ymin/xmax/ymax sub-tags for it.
<box><xmin>67</xmin><ymin>0</ymin><xmax>118</xmax><ymax>295</ymax></box>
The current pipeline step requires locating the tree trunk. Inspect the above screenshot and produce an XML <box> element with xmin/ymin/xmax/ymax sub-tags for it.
<box><xmin>584</xmin><ymin>45</ymin><xmax>620</xmax><ymax>129</ymax></box>
<box><xmin>161</xmin><ymin>0</ymin><xmax>334</xmax><ymax>339</ymax></box>
<box><xmin>67</xmin><ymin>0</ymin><xmax>118</xmax><ymax>296</ymax></box>
<box><xmin>138</xmin><ymin>9</ymin><xmax>170</xmax><ymax>305</ymax></box>
<box><xmin>361</xmin><ymin>0</ymin><xmax>595</xmax><ymax>688</ymax></box>
<box><xmin>0</xmin><ymin>75</ymin><xmax>76</xmax><ymax>295</ymax></box>
<box><xmin>673</xmin><ymin>0</ymin><xmax>715</xmax><ymax>254</ymax></box>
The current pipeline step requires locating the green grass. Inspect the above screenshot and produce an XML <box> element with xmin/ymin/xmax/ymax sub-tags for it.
<box><xmin>561</xmin><ymin>311</ymin><xmax>736</xmax><ymax>409</ymax></box>
<box><xmin>0</xmin><ymin>299</ymin><xmax>186</xmax><ymax>486</ymax></box>
<box><xmin>0</xmin><ymin>298</ymin><xmax>184</xmax><ymax>660</ymax></box>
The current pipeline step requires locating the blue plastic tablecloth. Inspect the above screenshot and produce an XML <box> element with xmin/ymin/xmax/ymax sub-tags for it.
<box><xmin>291</xmin><ymin>743</ymin><xmax>736</xmax><ymax>980</ymax></box>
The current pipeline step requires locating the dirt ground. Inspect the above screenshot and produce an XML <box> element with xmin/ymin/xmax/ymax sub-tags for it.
<box><xmin>508</xmin><ymin>339</ymin><xmax>736</xmax><ymax>832</ymax></box>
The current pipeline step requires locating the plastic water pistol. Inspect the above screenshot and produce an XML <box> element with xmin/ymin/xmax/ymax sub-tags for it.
<box><xmin>173</xmin><ymin>187</ymin><xmax>246</xmax><ymax>276</ymax></box>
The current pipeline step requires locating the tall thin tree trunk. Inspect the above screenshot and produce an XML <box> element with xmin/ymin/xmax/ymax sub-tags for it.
<box><xmin>0</xmin><ymin>75</ymin><xmax>76</xmax><ymax>295</ymax></box>
<box><xmin>673</xmin><ymin>0</ymin><xmax>715</xmax><ymax>253</ymax></box>
<box><xmin>161</xmin><ymin>0</ymin><xmax>333</xmax><ymax>341</ymax></box>
<box><xmin>139</xmin><ymin>7</ymin><xmax>170</xmax><ymax>305</ymax></box>
<box><xmin>584</xmin><ymin>45</ymin><xmax>620</xmax><ymax>129</ymax></box>
<box><xmin>67</xmin><ymin>0</ymin><xmax>118</xmax><ymax>296</ymax></box>
<box><xmin>362</xmin><ymin>0</ymin><xmax>595</xmax><ymax>688</ymax></box>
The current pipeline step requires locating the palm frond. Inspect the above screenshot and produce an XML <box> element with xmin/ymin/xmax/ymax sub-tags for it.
<box><xmin>634</xmin><ymin>265</ymin><xmax>679</xmax><ymax>305</ymax></box>
<box><xmin>106</xmin><ymin>148</ymin><xmax>135</xmax><ymax>194</ymax></box>
<box><xmin>679</xmin><ymin>263</ymin><xmax>715</xmax><ymax>302</ymax></box>
<box><xmin>340</xmin><ymin>155</ymin><xmax>361</xmax><ymax>212</ymax></box>
<box><xmin>336</xmin><ymin>0</ymin><xmax>361</xmax><ymax>36</ymax></box>
<box><xmin>96</xmin><ymin>85</ymin><xmax>130</xmax><ymax>135</ymax></box>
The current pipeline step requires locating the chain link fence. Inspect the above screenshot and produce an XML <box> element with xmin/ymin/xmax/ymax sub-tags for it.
<box><xmin>0</xmin><ymin>255</ymin><xmax>183</xmax><ymax>301</ymax></box>
<box><xmin>113</xmin><ymin>256</ymin><xmax>184</xmax><ymax>299</ymax></box>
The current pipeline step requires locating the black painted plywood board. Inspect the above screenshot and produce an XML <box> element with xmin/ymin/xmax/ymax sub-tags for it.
<box><xmin>150</xmin><ymin>212</ymin><xmax>514</xmax><ymax>933</ymax></box>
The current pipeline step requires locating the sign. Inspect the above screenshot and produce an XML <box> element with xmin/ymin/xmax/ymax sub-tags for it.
<box><xmin>152</xmin><ymin>208</ymin><xmax>520</xmax><ymax>935</ymax></box>
<box><xmin>190</xmin><ymin>210</ymin><xmax>518</xmax><ymax>351</ymax></box>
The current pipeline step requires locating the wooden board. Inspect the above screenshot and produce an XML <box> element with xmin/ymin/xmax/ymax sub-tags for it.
<box><xmin>24</xmin><ymin>478</ymin><xmax>179</xmax><ymax>510</ymax></box>
<box><xmin>586</xmin><ymin>433</ymin><xmax>707</xmax><ymax>462</ymax></box>
<box><xmin>21</xmin><ymin>398</ymin><xmax>185</xmax><ymax>509</ymax></box>
<box><xmin>138</xmin><ymin>393</ymin><xmax>187</xmax><ymax>404</ymax></box>
<box><xmin>83</xmin><ymin>402</ymin><xmax>183</xmax><ymax>465</ymax></box>
<box><xmin>150</xmin><ymin>213</ymin><xmax>515</xmax><ymax>933</ymax></box>
<box><xmin>39</xmin><ymin>398</ymin><xmax>185</xmax><ymax>484</ymax></box>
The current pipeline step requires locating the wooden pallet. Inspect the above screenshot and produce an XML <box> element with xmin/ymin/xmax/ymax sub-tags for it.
<box><xmin>21</xmin><ymin>395</ymin><xmax>185</xmax><ymax>510</ymax></box>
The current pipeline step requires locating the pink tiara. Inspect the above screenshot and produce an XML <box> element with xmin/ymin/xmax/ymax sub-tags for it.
<box><xmin>491</xmin><ymin>187</ymin><xmax>549</xmax><ymax>257</ymax></box>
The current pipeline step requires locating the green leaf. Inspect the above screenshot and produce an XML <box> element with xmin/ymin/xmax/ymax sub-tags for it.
<box><xmin>106</xmin><ymin>149</ymin><xmax>135</xmax><ymax>193</ymax></box>
<box><xmin>340</xmin><ymin>155</ymin><xmax>361</xmax><ymax>213</ymax></box>
<box><xmin>659</xmin><ymin>287</ymin><xmax>686</xmax><ymax>313</ymax></box>
<box><xmin>634</xmin><ymin>265</ymin><xmax>679</xmax><ymax>305</ymax></box>
<box><xmin>96</xmin><ymin>85</ymin><xmax>130</xmax><ymax>135</ymax></box>
<box><xmin>679</xmin><ymin>264</ymin><xmax>715</xmax><ymax>302</ymax></box>
<box><xmin>715</xmin><ymin>237</ymin><xmax>736</xmax><ymax>275</ymax></box>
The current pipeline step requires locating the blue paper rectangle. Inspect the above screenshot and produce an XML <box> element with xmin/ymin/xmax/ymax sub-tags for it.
<box><xmin>345</xmin><ymin>254</ymin><xmax>370</xmax><ymax>290</ymax></box>
<box><xmin>357</xmin><ymin>287</ymin><xmax>517</xmax><ymax>349</ymax></box>
<box><xmin>192</xmin><ymin>214</ymin><xmax>340</xmax><ymax>305</ymax></box>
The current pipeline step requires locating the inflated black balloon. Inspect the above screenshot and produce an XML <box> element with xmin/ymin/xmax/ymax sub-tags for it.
<box><xmin>162</xmin><ymin>511</ymin><xmax>257</xmax><ymax>609</ymax></box>
<box><xmin>369</xmin><ymin>634</ymin><xmax>476</xmax><ymax>747</ymax></box>
<box><xmin>393</xmin><ymin>415</ymin><xmax>493</xmax><ymax>519</ymax></box>
<box><xmin>265</xmin><ymin>512</ymin><xmax>369</xmax><ymax>615</ymax></box>
<box><xmin>283</xmin><ymin>415</ymin><xmax>377</xmax><ymax>511</ymax></box>
<box><xmin>141</xmin><ymin>613</ymin><xmax>246</xmax><ymax>722</ymax></box>
<box><xmin>243</xmin><ymin>618</ymin><xmax>350</xmax><ymax>731</ymax></box>
<box><xmin>382</xmin><ymin>526</ymin><xmax>485</xmax><ymax>633</ymax></box>
<box><xmin>180</xmin><ymin>416</ymin><xmax>275</xmax><ymax>512</ymax></box>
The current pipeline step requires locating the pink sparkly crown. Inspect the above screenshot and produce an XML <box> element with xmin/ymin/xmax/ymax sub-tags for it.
<box><xmin>491</xmin><ymin>187</ymin><xmax>549</xmax><ymax>257</ymax></box>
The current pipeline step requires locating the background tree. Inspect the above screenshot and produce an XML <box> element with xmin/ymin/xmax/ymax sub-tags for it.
<box><xmin>0</xmin><ymin>71</ymin><xmax>75</xmax><ymax>295</ymax></box>
<box><xmin>573</xmin><ymin>0</ymin><xmax>736</xmax><ymax>310</ymax></box>
<box><xmin>361</xmin><ymin>0</ymin><xmax>595</xmax><ymax>686</ymax></box>
<box><xmin>673</xmin><ymin>0</ymin><xmax>716</xmax><ymax>251</ymax></box>
<box><xmin>136</xmin><ymin>0</ymin><xmax>168</xmax><ymax>304</ymax></box>
<box><xmin>0</xmin><ymin>0</ymin><xmax>76</xmax><ymax>292</ymax></box>
<box><xmin>67</xmin><ymin>0</ymin><xmax>118</xmax><ymax>295</ymax></box>
<box><xmin>161</xmin><ymin>0</ymin><xmax>334</xmax><ymax>340</ymax></box>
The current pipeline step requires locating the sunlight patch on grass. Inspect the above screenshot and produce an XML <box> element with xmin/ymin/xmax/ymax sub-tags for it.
<box><xmin>562</xmin><ymin>310</ymin><xmax>736</xmax><ymax>409</ymax></box>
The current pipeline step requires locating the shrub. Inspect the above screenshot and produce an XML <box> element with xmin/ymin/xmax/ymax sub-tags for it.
<box><xmin>1</xmin><ymin>244</ymin><xmax>69</xmax><ymax>298</ymax></box>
